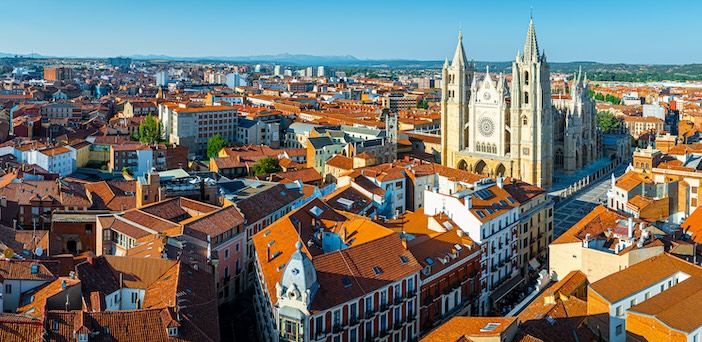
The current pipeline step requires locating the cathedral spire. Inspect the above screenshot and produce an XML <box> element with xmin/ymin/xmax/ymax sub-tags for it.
<box><xmin>523</xmin><ymin>18</ymin><xmax>539</xmax><ymax>62</ymax></box>
<box><xmin>451</xmin><ymin>31</ymin><xmax>468</xmax><ymax>67</ymax></box>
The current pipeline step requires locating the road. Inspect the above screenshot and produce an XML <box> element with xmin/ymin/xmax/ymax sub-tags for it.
<box><xmin>552</xmin><ymin>163</ymin><xmax>629</xmax><ymax>237</ymax></box>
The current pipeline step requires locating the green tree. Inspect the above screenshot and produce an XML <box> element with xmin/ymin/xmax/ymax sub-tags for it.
<box><xmin>416</xmin><ymin>99</ymin><xmax>429</xmax><ymax>109</ymax></box>
<box><xmin>132</xmin><ymin>114</ymin><xmax>164</xmax><ymax>144</ymax></box>
<box><xmin>207</xmin><ymin>134</ymin><xmax>227</xmax><ymax>158</ymax></box>
<box><xmin>252</xmin><ymin>157</ymin><xmax>281</xmax><ymax>176</ymax></box>
<box><xmin>594</xmin><ymin>92</ymin><xmax>605</xmax><ymax>101</ymax></box>
<box><xmin>596</xmin><ymin>110</ymin><xmax>622</xmax><ymax>133</ymax></box>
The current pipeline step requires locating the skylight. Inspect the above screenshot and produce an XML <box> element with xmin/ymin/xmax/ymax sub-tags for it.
<box><xmin>342</xmin><ymin>276</ymin><xmax>352</xmax><ymax>288</ymax></box>
<box><xmin>400</xmin><ymin>255</ymin><xmax>409</xmax><ymax>264</ymax></box>
<box><xmin>309</xmin><ymin>206</ymin><xmax>324</xmax><ymax>217</ymax></box>
<box><xmin>424</xmin><ymin>257</ymin><xmax>434</xmax><ymax>266</ymax></box>
<box><xmin>372</xmin><ymin>266</ymin><xmax>383</xmax><ymax>276</ymax></box>
<box><xmin>480</xmin><ymin>323</ymin><xmax>501</xmax><ymax>332</ymax></box>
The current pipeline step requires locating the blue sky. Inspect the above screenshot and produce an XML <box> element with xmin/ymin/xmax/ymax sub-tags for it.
<box><xmin>2</xmin><ymin>0</ymin><xmax>699</xmax><ymax>64</ymax></box>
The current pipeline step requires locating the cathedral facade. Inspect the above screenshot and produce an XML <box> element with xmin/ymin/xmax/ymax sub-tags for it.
<box><xmin>440</xmin><ymin>19</ymin><xmax>599</xmax><ymax>188</ymax></box>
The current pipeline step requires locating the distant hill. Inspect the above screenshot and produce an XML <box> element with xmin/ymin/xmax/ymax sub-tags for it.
<box><xmin>1</xmin><ymin>52</ymin><xmax>701</xmax><ymax>81</ymax></box>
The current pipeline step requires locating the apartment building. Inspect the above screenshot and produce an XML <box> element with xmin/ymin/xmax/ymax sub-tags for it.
<box><xmin>423</xmin><ymin>178</ymin><xmax>521</xmax><ymax>314</ymax></box>
<box><xmin>235</xmin><ymin>118</ymin><xmax>281</xmax><ymax>148</ymax></box>
<box><xmin>623</xmin><ymin>115</ymin><xmax>664</xmax><ymax>139</ymax></box>
<box><xmin>43</xmin><ymin>66</ymin><xmax>73</xmax><ymax>82</ymax></box>
<box><xmin>159</xmin><ymin>102</ymin><xmax>239</xmax><ymax>157</ymax></box>
<box><xmin>587</xmin><ymin>254</ymin><xmax>702</xmax><ymax>342</ymax></box>
<box><xmin>384</xmin><ymin>209</ymin><xmax>482</xmax><ymax>334</ymax></box>
<box><xmin>252</xmin><ymin>198</ymin><xmax>423</xmax><ymax>342</ymax></box>
<box><xmin>550</xmin><ymin>205</ymin><xmax>664</xmax><ymax>282</ymax></box>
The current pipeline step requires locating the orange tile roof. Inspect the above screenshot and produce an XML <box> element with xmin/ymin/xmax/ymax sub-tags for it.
<box><xmin>39</xmin><ymin>146</ymin><xmax>71</xmax><ymax>157</ymax></box>
<box><xmin>252</xmin><ymin>198</ymin><xmax>418</xmax><ymax>310</ymax></box>
<box><xmin>422</xmin><ymin>316</ymin><xmax>518</xmax><ymax>342</ymax></box>
<box><xmin>615</xmin><ymin>171</ymin><xmax>650</xmax><ymax>192</ymax></box>
<box><xmin>17</xmin><ymin>277</ymin><xmax>80</xmax><ymax>318</ymax></box>
<box><xmin>589</xmin><ymin>254</ymin><xmax>702</xmax><ymax>303</ymax></box>
<box><xmin>325</xmin><ymin>154</ymin><xmax>353</xmax><ymax>170</ymax></box>
<box><xmin>681</xmin><ymin>207</ymin><xmax>702</xmax><ymax>244</ymax></box>
<box><xmin>0</xmin><ymin>314</ymin><xmax>44</xmax><ymax>341</ymax></box>
<box><xmin>628</xmin><ymin>275</ymin><xmax>702</xmax><ymax>333</ymax></box>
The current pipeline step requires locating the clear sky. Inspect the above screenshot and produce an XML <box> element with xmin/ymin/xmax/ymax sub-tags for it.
<box><xmin>2</xmin><ymin>0</ymin><xmax>699</xmax><ymax>64</ymax></box>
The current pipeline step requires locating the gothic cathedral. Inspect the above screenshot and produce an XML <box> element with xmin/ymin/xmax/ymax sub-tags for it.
<box><xmin>440</xmin><ymin>18</ymin><xmax>599</xmax><ymax>188</ymax></box>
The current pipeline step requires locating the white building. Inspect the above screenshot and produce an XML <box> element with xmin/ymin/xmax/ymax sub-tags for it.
<box><xmin>423</xmin><ymin>178</ymin><xmax>520</xmax><ymax>314</ymax></box>
<box><xmin>155</xmin><ymin>71</ymin><xmax>169</xmax><ymax>87</ymax></box>
<box><xmin>226</xmin><ymin>72</ymin><xmax>248</xmax><ymax>88</ymax></box>
<box><xmin>25</xmin><ymin>146</ymin><xmax>76</xmax><ymax>177</ymax></box>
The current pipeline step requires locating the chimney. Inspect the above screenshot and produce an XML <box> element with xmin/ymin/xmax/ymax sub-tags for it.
<box><xmin>266</xmin><ymin>246</ymin><xmax>271</xmax><ymax>262</ymax></box>
<box><xmin>627</xmin><ymin>217</ymin><xmax>634</xmax><ymax>239</ymax></box>
<box><xmin>464</xmin><ymin>195</ymin><xmax>472</xmax><ymax>210</ymax></box>
<box><xmin>456</xmin><ymin>229</ymin><xmax>464</xmax><ymax>238</ymax></box>
<box><xmin>401</xmin><ymin>237</ymin><xmax>408</xmax><ymax>250</ymax></box>
<box><xmin>497</xmin><ymin>177</ymin><xmax>504</xmax><ymax>189</ymax></box>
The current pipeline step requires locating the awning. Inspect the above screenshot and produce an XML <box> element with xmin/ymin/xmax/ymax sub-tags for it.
<box><xmin>490</xmin><ymin>274</ymin><xmax>525</xmax><ymax>303</ymax></box>
<box><xmin>528</xmin><ymin>258</ymin><xmax>541</xmax><ymax>270</ymax></box>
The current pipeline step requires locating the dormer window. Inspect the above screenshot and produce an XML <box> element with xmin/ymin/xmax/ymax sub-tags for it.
<box><xmin>77</xmin><ymin>333</ymin><xmax>88</xmax><ymax>342</ymax></box>
<box><xmin>524</xmin><ymin>72</ymin><xmax>529</xmax><ymax>85</ymax></box>
<box><xmin>167</xmin><ymin>327</ymin><xmax>179</xmax><ymax>337</ymax></box>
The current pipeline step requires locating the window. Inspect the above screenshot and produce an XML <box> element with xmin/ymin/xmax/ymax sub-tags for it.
<box><xmin>365</xmin><ymin>321</ymin><xmax>372</xmax><ymax>338</ymax></box>
<box><xmin>408</xmin><ymin>278</ymin><xmax>415</xmax><ymax>293</ymax></box>
<box><xmin>315</xmin><ymin>315</ymin><xmax>323</xmax><ymax>334</ymax></box>
<box><xmin>630</xmin><ymin>299</ymin><xmax>636</xmax><ymax>307</ymax></box>
<box><xmin>349</xmin><ymin>328</ymin><xmax>357</xmax><ymax>342</ymax></box>
<box><xmin>524</xmin><ymin>92</ymin><xmax>529</xmax><ymax>104</ymax></box>
<box><xmin>131</xmin><ymin>292</ymin><xmax>138</xmax><ymax>304</ymax></box>
<box><xmin>350</xmin><ymin>303</ymin><xmax>357</xmax><ymax>321</ymax></box>
<box><xmin>5</xmin><ymin>284</ymin><xmax>11</xmax><ymax>294</ymax></box>
<box><xmin>167</xmin><ymin>327</ymin><xmax>178</xmax><ymax>336</ymax></box>
<box><xmin>78</xmin><ymin>334</ymin><xmax>88</xmax><ymax>342</ymax></box>
<box><xmin>644</xmin><ymin>292</ymin><xmax>650</xmax><ymax>300</ymax></box>
<box><xmin>224</xmin><ymin>249</ymin><xmax>230</xmax><ymax>259</ymax></box>
<box><xmin>615</xmin><ymin>306</ymin><xmax>622</xmax><ymax>316</ymax></box>
<box><xmin>615</xmin><ymin>324</ymin><xmax>623</xmax><ymax>335</ymax></box>
<box><xmin>365</xmin><ymin>295</ymin><xmax>373</xmax><ymax>312</ymax></box>
<box><xmin>333</xmin><ymin>309</ymin><xmax>341</xmax><ymax>327</ymax></box>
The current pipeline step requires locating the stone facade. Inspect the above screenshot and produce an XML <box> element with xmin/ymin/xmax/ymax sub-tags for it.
<box><xmin>440</xmin><ymin>19</ymin><xmax>600</xmax><ymax>189</ymax></box>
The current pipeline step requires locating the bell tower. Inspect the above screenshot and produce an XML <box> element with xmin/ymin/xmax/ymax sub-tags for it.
<box><xmin>510</xmin><ymin>18</ymin><xmax>553</xmax><ymax>188</ymax></box>
<box><xmin>441</xmin><ymin>32</ymin><xmax>474</xmax><ymax>167</ymax></box>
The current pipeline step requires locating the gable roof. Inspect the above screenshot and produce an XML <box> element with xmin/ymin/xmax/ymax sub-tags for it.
<box><xmin>589</xmin><ymin>254</ymin><xmax>702</xmax><ymax>303</ymax></box>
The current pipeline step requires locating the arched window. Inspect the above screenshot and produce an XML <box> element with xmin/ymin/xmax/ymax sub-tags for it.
<box><xmin>524</xmin><ymin>71</ymin><xmax>529</xmax><ymax>85</ymax></box>
<box><xmin>522</xmin><ymin>115</ymin><xmax>528</xmax><ymax>125</ymax></box>
<box><xmin>524</xmin><ymin>91</ymin><xmax>529</xmax><ymax>104</ymax></box>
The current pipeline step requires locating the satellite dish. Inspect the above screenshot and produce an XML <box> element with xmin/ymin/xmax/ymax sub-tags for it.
<box><xmin>34</xmin><ymin>247</ymin><xmax>43</xmax><ymax>257</ymax></box>
<box><xmin>3</xmin><ymin>248</ymin><xmax>14</xmax><ymax>259</ymax></box>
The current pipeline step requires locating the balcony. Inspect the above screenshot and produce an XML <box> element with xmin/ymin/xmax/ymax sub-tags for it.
<box><xmin>332</xmin><ymin>324</ymin><xmax>342</xmax><ymax>334</ymax></box>
<box><xmin>406</xmin><ymin>290</ymin><xmax>416</xmax><ymax>299</ymax></box>
<box><xmin>393</xmin><ymin>295</ymin><xmax>403</xmax><ymax>305</ymax></box>
<box><xmin>349</xmin><ymin>317</ymin><xmax>360</xmax><ymax>327</ymax></box>
<box><xmin>380</xmin><ymin>303</ymin><xmax>389</xmax><ymax>312</ymax></box>
<box><xmin>314</xmin><ymin>331</ymin><xmax>328</xmax><ymax>341</ymax></box>
<box><xmin>364</xmin><ymin>310</ymin><xmax>376</xmax><ymax>320</ymax></box>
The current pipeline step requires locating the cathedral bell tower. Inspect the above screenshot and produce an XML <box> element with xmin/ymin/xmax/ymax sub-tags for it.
<box><xmin>441</xmin><ymin>32</ymin><xmax>474</xmax><ymax>166</ymax></box>
<box><xmin>510</xmin><ymin>18</ymin><xmax>553</xmax><ymax>188</ymax></box>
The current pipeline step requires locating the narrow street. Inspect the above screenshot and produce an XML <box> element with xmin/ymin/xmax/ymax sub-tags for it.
<box><xmin>553</xmin><ymin>163</ymin><xmax>628</xmax><ymax>237</ymax></box>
